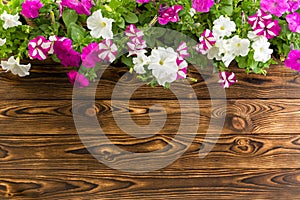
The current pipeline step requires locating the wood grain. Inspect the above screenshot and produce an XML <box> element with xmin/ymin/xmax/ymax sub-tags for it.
<box><xmin>1</xmin><ymin>64</ymin><xmax>300</xmax><ymax>100</ymax></box>
<box><xmin>0</xmin><ymin>169</ymin><xmax>299</xmax><ymax>199</ymax></box>
<box><xmin>0</xmin><ymin>134</ymin><xmax>299</xmax><ymax>170</ymax></box>
<box><xmin>1</xmin><ymin>99</ymin><xmax>300</xmax><ymax>134</ymax></box>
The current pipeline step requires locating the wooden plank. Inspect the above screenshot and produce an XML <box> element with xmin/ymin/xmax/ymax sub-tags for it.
<box><xmin>1</xmin><ymin>64</ymin><xmax>300</xmax><ymax>100</ymax></box>
<box><xmin>1</xmin><ymin>99</ymin><xmax>300</xmax><ymax>135</ymax></box>
<box><xmin>0</xmin><ymin>134</ymin><xmax>300</xmax><ymax>170</ymax></box>
<box><xmin>0</xmin><ymin>169</ymin><xmax>299</xmax><ymax>199</ymax></box>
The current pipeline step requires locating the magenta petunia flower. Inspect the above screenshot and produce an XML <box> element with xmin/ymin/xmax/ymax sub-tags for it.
<box><xmin>218</xmin><ymin>72</ymin><xmax>236</xmax><ymax>88</ymax></box>
<box><xmin>176</xmin><ymin>58</ymin><xmax>188</xmax><ymax>80</ymax></box>
<box><xmin>125</xmin><ymin>24</ymin><xmax>144</xmax><ymax>40</ymax></box>
<box><xmin>286</xmin><ymin>12</ymin><xmax>300</xmax><ymax>33</ymax></box>
<box><xmin>98</xmin><ymin>39</ymin><xmax>118</xmax><ymax>63</ymax></box>
<box><xmin>260</xmin><ymin>0</ymin><xmax>289</xmax><ymax>17</ymax></box>
<box><xmin>28</xmin><ymin>36</ymin><xmax>51</xmax><ymax>60</ymax></box>
<box><xmin>67</xmin><ymin>70</ymin><xmax>89</xmax><ymax>88</ymax></box>
<box><xmin>53</xmin><ymin>37</ymin><xmax>81</xmax><ymax>67</ymax></box>
<box><xmin>81</xmin><ymin>42</ymin><xmax>101</xmax><ymax>68</ymax></box>
<box><xmin>192</xmin><ymin>0</ymin><xmax>214</xmax><ymax>13</ymax></box>
<box><xmin>158</xmin><ymin>5</ymin><xmax>183</xmax><ymax>25</ymax></box>
<box><xmin>285</xmin><ymin>49</ymin><xmax>300</xmax><ymax>71</ymax></box>
<box><xmin>127</xmin><ymin>38</ymin><xmax>147</xmax><ymax>56</ymax></box>
<box><xmin>253</xmin><ymin>19</ymin><xmax>281</xmax><ymax>39</ymax></box>
<box><xmin>21</xmin><ymin>0</ymin><xmax>44</xmax><ymax>18</ymax></box>
<box><xmin>287</xmin><ymin>0</ymin><xmax>300</xmax><ymax>12</ymax></box>
<box><xmin>61</xmin><ymin>0</ymin><xmax>94</xmax><ymax>15</ymax></box>
<box><xmin>248</xmin><ymin>9</ymin><xmax>272</xmax><ymax>30</ymax></box>
<box><xmin>196</xmin><ymin>29</ymin><xmax>216</xmax><ymax>54</ymax></box>
<box><xmin>136</xmin><ymin>0</ymin><xmax>150</xmax><ymax>4</ymax></box>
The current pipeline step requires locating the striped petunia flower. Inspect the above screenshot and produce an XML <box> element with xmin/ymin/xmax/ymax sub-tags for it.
<box><xmin>196</xmin><ymin>29</ymin><xmax>216</xmax><ymax>54</ymax></box>
<box><xmin>253</xmin><ymin>19</ymin><xmax>281</xmax><ymax>39</ymax></box>
<box><xmin>248</xmin><ymin>9</ymin><xmax>272</xmax><ymax>30</ymax></box>
<box><xmin>28</xmin><ymin>36</ymin><xmax>51</xmax><ymax>60</ymax></box>
<box><xmin>98</xmin><ymin>39</ymin><xmax>118</xmax><ymax>63</ymax></box>
<box><xmin>176</xmin><ymin>42</ymin><xmax>190</xmax><ymax>59</ymax></box>
<box><xmin>218</xmin><ymin>71</ymin><xmax>236</xmax><ymax>88</ymax></box>
<box><xmin>125</xmin><ymin>24</ymin><xmax>144</xmax><ymax>40</ymax></box>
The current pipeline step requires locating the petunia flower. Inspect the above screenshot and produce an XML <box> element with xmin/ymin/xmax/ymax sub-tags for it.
<box><xmin>218</xmin><ymin>71</ymin><xmax>236</xmax><ymax>88</ymax></box>
<box><xmin>158</xmin><ymin>5</ymin><xmax>182</xmax><ymax>25</ymax></box>
<box><xmin>229</xmin><ymin>35</ymin><xmax>250</xmax><ymax>57</ymax></box>
<box><xmin>136</xmin><ymin>0</ymin><xmax>150</xmax><ymax>4</ymax></box>
<box><xmin>176</xmin><ymin>58</ymin><xmax>188</xmax><ymax>80</ymax></box>
<box><xmin>286</xmin><ymin>12</ymin><xmax>300</xmax><ymax>33</ymax></box>
<box><xmin>133</xmin><ymin>52</ymin><xmax>150</xmax><ymax>74</ymax></box>
<box><xmin>176</xmin><ymin>42</ymin><xmax>190</xmax><ymax>59</ymax></box>
<box><xmin>0</xmin><ymin>11</ymin><xmax>22</xmax><ymax>29</ymax></box>
<box><xmin>287</xmin><ymin>0</ymin><xmax>300</xmax><ymax>12</ymax></box>
<box><xmin>81</xmin><ymin>42</ymin><xmax>101</xmax><ymax>68</ymax></box>
<box><xmin>87</xmin><ymin>9</ymin><xmax>114</xmax><ymax>39</ymax></box>
<box><xmin>212</xmin><ymin>15</ymin><xmax>236</xmax><ymax>39</ymax></box>
<box><xmin>67</xmin><ymin>70</ymin><xmax>89</xmax><ymax>88</ymax></box>
<box><xmin>196</xmin><ymin>29</ymin><xmax>216</xmax><ymax>54</ymax></box>
<box><xmin>0</xmin><ymin>38</ymin><xmax>6</xmax><ymax>46</ymax></box>
<box><xmin>28</xmin><ymin>36</ymin><xmax>51</xmax><ymax>60</ymax></box>
<box><xmin>252</xmin><ymin>37</ymin><xmax>273</xmax><ymax>63</ymax></box>
<box><xmin>0</xmin><ymin>56</ymin><xmax>31</xmax><ymax>77</ymax></box>
<box><xmin>285</xmin><ymin>49</ymin><xmax>300</xmax><ymax>71</ymax></box>
<box><xmin>125</xmin><ymin>24</ymin><xmax>144</xmax><ymax>40</ymax></box>
<box><xmin>127</xmin><ymin>37</ymin><xmax>147</xmax><ymax>57</ymax></box>
<box><xmin>61</xmin><ymin>0</ymin><xmax>94</xmax><ymax>15</ymax></box>
<box><xmin>21</xmin><ymin>0</ymin><xmax>44</xmax><ymax>19</ymax></box>
<box><xmin>192</xmin><ymin>0</ymin><xmax>214</xmax><ymax>13</ymax></box>
<box><xmin>98</xmin><ymin>39</ymin><xmax>118</xmax><ymax>63</ymax></box>
<box><xmin>260</xmin><ymin>0</ymin><xmax>289</xmax><ymax>17</ymax></box>
<box><xmin>248</xmin><ymin>9</ymin><xmax>272</xmax><ymax>30</ymax></box>
<box><xmin>253</xmin><ymin>19</ymin><xmax>281</xmax><ymax>39</ymax></box>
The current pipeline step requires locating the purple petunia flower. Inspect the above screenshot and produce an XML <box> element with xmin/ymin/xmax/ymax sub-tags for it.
<box><xmin>21</xmin><ymin>0</ymin><xmax>44</xmax><ymax>18</ymax></box>
<box><xmin>81</xmin><ymin>42</ymin><xmax>101</xmax><ymax>68</ymax></box>
<box><xmin>260</xmin><ymin>0</ymin><xmax>289</xmax><ymax>17</ymax></box>
<box><xmin>286</xmin><ymin>12</ymin><xmax>300</xmax><ymax>33</ymax></box>
<box><xmin>158</xmin><ymin>5</ymin><xmax>183</xmax><ymax>25</ymax></box>
<box><xmin>192</xmin><ymin>0</ymin><xmax>214</xmax><ymax>13</ymax></box>
<box><xmin>53</xmin><ymin>37</ymin><xmax>81</xmax><ymax>67</ymax></box>
<box><xmin>285</xmin><ymin>49</ymin><xmax>300</xmax><ymax>71</ymax></box>
<box><xmin>61</xmin><ymin>0</ymin><xmax>94</xmax><ymax>16</ymax></box>
<box><xmin>218</xmin><ymin>71</ymin><xmax>237</xmax><ymax>88</ymax></box>
<box><xmin>136</xmin><ymin>0</ymin><xmax>150</xmax><ymax>4</ymax></box>
<box><xmin>287</xmin><ymin>0</ymin><xmax>300</xmax><ymax>12</ymax></box>
<box><xmin>28</xmin><ymin>36</ymin><xmax>51</xmax><ymax>60</ymax></box>
<box><xmin>67</xmin><ymin>70</ymin><xmax>89</xmax><ymax>88</ymax></box>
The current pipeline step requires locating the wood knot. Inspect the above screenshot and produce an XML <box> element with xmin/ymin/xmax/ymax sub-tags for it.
<box><xmin>231</xmin><ymin>116</ymin><xmax>246</xmax><ymax>131</ymax></box>
<box><xmin>85</xmin><ymin>106</ymin><xmax>98</xmax><ymax>117</ymax></box>
<box><xmin>230</xmin><ymin>137</ymin><xmax>263</xmax><ymax>155</ymax></box>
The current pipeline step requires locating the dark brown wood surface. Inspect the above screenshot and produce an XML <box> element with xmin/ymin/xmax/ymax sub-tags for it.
<box><xmin>1</xmin><ymin>62</ymin><xmax>300</xmax><ymax>199</ymax></box>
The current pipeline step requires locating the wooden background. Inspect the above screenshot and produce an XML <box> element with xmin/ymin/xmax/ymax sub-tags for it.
<box><xmin>1</xmin><ymin>61</ymin><xmax>300</xmax><ymax>199</ymax></box>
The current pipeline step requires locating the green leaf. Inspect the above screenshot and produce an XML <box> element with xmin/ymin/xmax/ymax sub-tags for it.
<box><xmin>69</xmin><ymin>23</ymin><xmax>85</xmax><ymax>43</ymax></box>
<box><xmin>62</xmin><ymin>9</ymin><xmax>78</xmax><ymax>27</ymax></box>
<box><xmin>123</xmin><ymin>12</ymin><xmax>139</xmax><ymax>23</ymax></box>
<box><xmin>219</xmin><ymin>0</ymin><xmax>233</xmax><ymax>16</ymax></box>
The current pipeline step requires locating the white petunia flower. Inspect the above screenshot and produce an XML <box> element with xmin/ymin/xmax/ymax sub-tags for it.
<box><xmin>215</xmin><ymin>39</ymin><xmax>235</xmax><ymax>67</ymax></box>
<box><xmin>148</xmin><ymin>47</ymin><xmax>179</xmax><ymax>86</ymax></box>
<box><xmin>0</xmin><ymin>56</ymin><xmax>31</xmax><ymax>77</ymax></box>
<box><xmin>0</xmin><ymin>11</ymin><xmax>22</xmax><ymax>29</ymax></box>
<box><xmin>207</xmin><ymin>46</ymin><xmax>222</xmax><ymax>60</ymax></box>
<box><xmin>247</xmin><ymin>31</ymin><xmax>264</xmax><ymax>42</ymax></box>
<box><xmin>133</xmin><ymin>52</ymin><xmax>149</xmax><ymax>74</ymax></box>
<box><xmin>0</xmin><ymin>38</ymin><xmax>6</xmax><ymax>46</ymax></box>
<box><xmin>229</xmin><ymin>35</ymin><xmax>250</xmax><ymax>57</ymax></box>
<box><xmin>252</xmin><ymin>37</ymin><xmax>273</xmax><ymax>63</ymax></box>
<box><xmin>87</xmin><ymin>9</ymin><xmax>114</xmax><ymax>39</ymax></box>
<box><xmin>212</xmin><ymin>15</ymin><xmax>236</xmax><ymax>39</ymax></box>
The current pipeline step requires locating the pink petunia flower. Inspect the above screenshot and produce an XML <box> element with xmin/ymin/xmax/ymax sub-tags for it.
<box><xmin>248</xmin><ymin>9</ymin><xmax>272</xmax><ymax>30</ymax></box>
<box><xmin>61</xmin><ymin>0</ymin><xmax>94</xmax><ymax>15</ymax></box>
<box><xmin>28</xmin><ymin>36</ymin><xmax>51</xmax><ymax>60</ymax></box>
<box><xmin>253</xmin><ymin>19</ymin><xmax>281</xmax><ymax>39</ymax></box>
<box><xmin>98</xmin><ymin>39</ymin><xmax>118</xmax><ymax>63</ymax></box>
<box><xmin>125</xmin><ymin>24</ymin><xmax>144</xmax><ymax>40</ymax></box>
<box><xmin>285</xmin><ymin>49</ymin><xmax>300</xmax><ymax>71</ymax></box>
<box><xmin>21</xmin><ymin>0</ymin><xmax>44</xmax><ymax>18</ymax></box>
<box><xmin>192</xmin><ymin>0</ymin><xmax>214</xmax><ymax>13</ymax></box>
<box><xmin>176</xmin><ymin>42</ymin><xmax>190</xmax><ymax>59</ymax></box>
<box><xmin>196</xmin><ymin>29</ymin><xmax>216</xmax><ymax>54</ymax></box>
<box><xmin>67</xmin><ymin>70</ymin><xmax>89</xmax><ymax>88</ymax></box>
<box><xmin>53</xmin><ymin>37</ymin><xmax>81</xmax><ymax>67</ymax></box>
<box><xmin>158</xmin><ymin>5</ymin><xmax>183</xmax><ymax>25</ymax></box>
<box><xmin>260</xmin><ymin>0</ymin><xmax>289</xmax><ymax>17</ymax></box>
<box><xmin>81</xmin><ymin>42</ymin><xmax>101</xmax><ymax>68</ymax></box>
<box><xmin>136</xmin><ymin>0</ymin><xmax>150</xmax><ymax>4</ymax></box>
<box><xmin>218</xmin><ymin>72</ymin><xmax>236</xmax><ymax>88</ymax></box>
<box><xmin>286</xmin><ymin>12</ymin><xmax>300</xmax><ymax>33</ymax></box>
<box><xmin>287</xmin><ymin>0</ymin><xmax>300</xmax><ymax>12</ymax></box>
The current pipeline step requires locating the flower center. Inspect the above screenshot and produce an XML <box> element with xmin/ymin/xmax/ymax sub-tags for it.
<box><xmin>220</xmin><ymin>26</ymin><xmax>225</xmax><ymax>30</ymax></box>
<box><xmin>101</xmin><ymin>22</ymin><xmax>107</xmax><ymax>27</ymax></box>
<box><xmin>159</xmin><ymin>60</ymin><xmax>164</xmax><ymax>65</ymax></box>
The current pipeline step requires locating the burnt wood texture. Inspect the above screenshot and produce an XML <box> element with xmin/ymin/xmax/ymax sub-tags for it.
<box><xmin>0</xmin><ymin>62</ymin><xmax>300</xmax><ymax>199</ymax></box>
